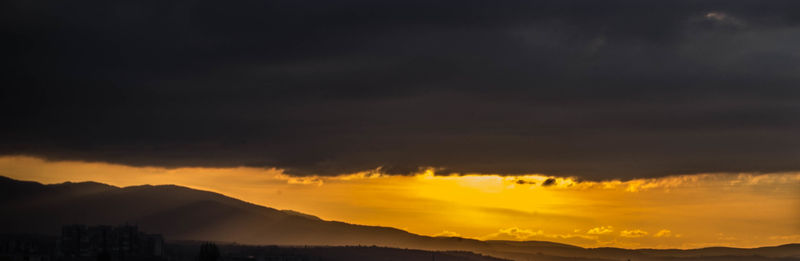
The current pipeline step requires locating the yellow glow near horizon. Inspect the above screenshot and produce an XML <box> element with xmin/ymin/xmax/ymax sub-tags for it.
<box><xmin>1</xmin><ymin>155</ymin><xmax>798</xmax><ymax>249</ymax></box>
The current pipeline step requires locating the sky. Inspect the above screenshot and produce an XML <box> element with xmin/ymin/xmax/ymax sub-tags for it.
<box><xmin>2</xmin><ymin>0</ymin><xmax>800</xmax><ymax>249</ymax></box>
<box><xmin>2</xmin><ymin>155</ymin><xmax>799</xmax><ymax>249</ymax></box>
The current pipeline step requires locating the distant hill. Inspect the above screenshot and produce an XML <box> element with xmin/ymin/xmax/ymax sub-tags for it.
<box><xmin>1</xmin><ymin>176</ymin><xmax>798</xmax><ymax>261</ymax></box>
<box><xmin>0</xmin><ymin>176</ymin><xmax>426</xmax><ymax>247</ymax></box>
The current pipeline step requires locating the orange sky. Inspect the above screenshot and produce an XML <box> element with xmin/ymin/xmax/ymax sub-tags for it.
<box><xmin>1</xmin><ymin>155</ymin><xmax>798</xmax><ymax>249</ymax></box>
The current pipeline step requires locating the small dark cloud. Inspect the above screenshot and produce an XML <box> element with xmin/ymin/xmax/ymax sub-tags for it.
<box><xmin>541</xmin><ymin>179</ymin><xmax>558</xmax><ymax>187</ymax></box>
<box><xmin>516</xmin><ymin>179</ymin><xmax>537</xmax><ymax>185</ymax></box>
<box><xmin>2</xmin><ymin>0</ymin><xmax>800</xmax><ymax>180</ymax></box>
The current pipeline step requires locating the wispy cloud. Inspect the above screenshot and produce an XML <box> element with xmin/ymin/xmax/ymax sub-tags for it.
<box><xmin>587</xmin><ymin>226</ymin><xmax>614</xmax><ymax>235</ymax></box>
<box><xmin>482</xmin><ymin>227</ymin><xmax>545</xmax><ymax>240</ymax></box>
<box><xmin>480</xmin><ymin>227</ymin><xmax>599</xmax><ymax>242</ymax></box>
<box><xmin>433</xmin><ymin>230</ymin><xmax>462</xmax><ymax>238</ymax></box>
<box><xmin>620</xmin><ymin>229</ymin><xmax>649</xmax><ymax>238</ymax></box>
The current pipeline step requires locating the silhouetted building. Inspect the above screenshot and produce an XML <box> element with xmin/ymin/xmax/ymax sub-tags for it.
<box><xmin>58</xmin><ymin>224</ymin><xmax>163</xmax><ymax>261</ymax></box>
<box><xmin>0</xmin><ymin>234</ymin><xmax>57</xmax><ymax>261</ymax></box>
<box><xmin>198</xmin><ymin>243</ymin><xmax>220</xmax><ymax>261</ymax></box>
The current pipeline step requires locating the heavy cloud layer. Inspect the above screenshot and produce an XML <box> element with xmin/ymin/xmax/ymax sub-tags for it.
<box><xmin>2</xmin><ymin>0</ymin><xmax>800</xmax><ymax>180</ymax></box>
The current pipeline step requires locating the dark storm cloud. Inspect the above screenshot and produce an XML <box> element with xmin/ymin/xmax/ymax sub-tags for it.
<box><xmin>2</xmin><ymin>0</ymin><xmax>800</xmax><ymax>180</ymax></box>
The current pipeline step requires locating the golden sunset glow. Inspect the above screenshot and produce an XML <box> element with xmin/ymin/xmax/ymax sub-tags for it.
<box><xmin>2</xmin><ymin>155</ymin><xmax>798</xmax><ymax>249</ymax></box>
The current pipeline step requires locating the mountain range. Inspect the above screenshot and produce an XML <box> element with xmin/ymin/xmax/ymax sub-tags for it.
<box><xmin>1</xmin><ymin>175</ymin><xmax>798</xmax><ymax>261</ymax></box>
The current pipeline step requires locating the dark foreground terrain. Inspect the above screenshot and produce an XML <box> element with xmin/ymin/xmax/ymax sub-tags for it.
<box><xmin>0</xmin><ymin>234</ymin><xmax>506</xmax><ymax>261</ymax></box>
<box><xmin>169</xmin><ymin>242</ymin><xmax>509</xmax><ymax>261</ymax></box>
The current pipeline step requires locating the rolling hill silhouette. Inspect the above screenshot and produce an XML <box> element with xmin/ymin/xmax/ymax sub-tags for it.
<box><xmin>1</xmin><ymin>176</ymin><xmax>798</xmax><ymax>261</ymax></box>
